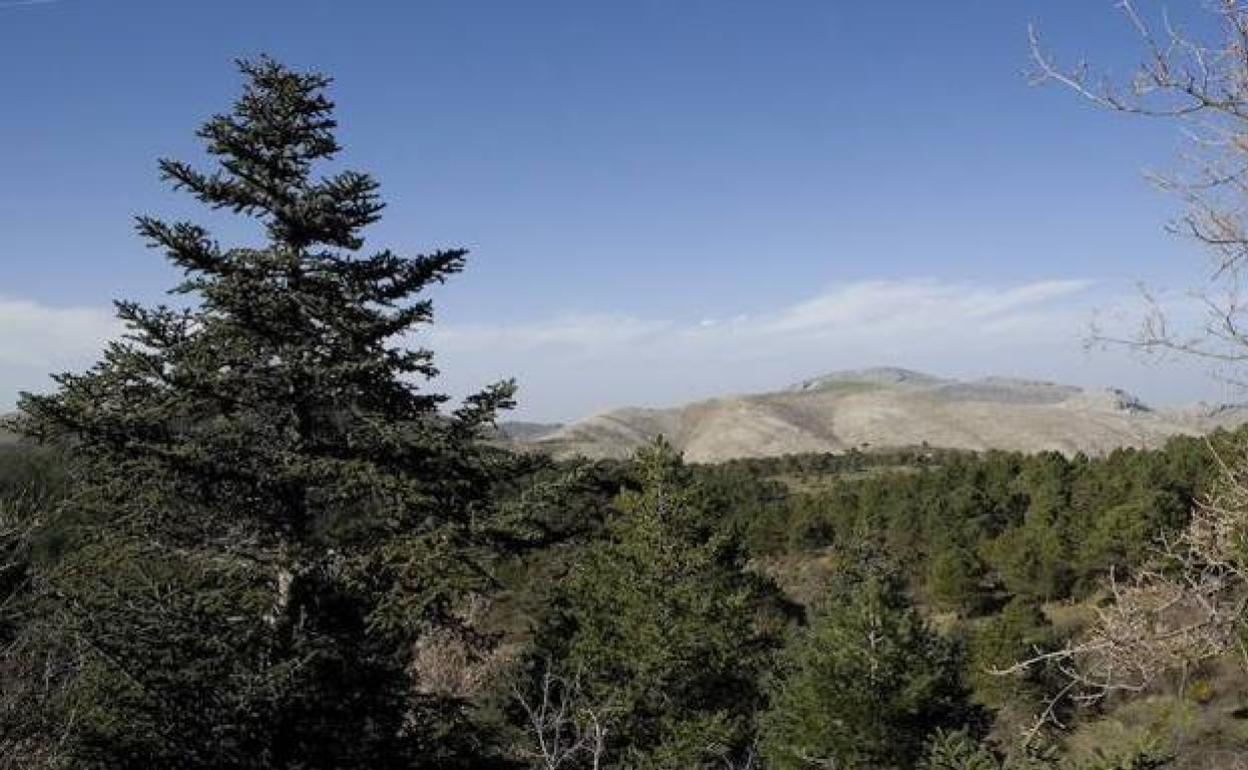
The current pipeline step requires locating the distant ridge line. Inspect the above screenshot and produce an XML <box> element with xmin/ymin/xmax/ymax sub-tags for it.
<box><xmin>514</xmin><ymin>367</ymin><xmax>1248</xmax><ymax>462</ymax></box>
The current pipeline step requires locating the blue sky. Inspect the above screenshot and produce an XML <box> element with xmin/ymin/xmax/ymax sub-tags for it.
<box><xmin>0</xmin><ymin>1</ymin><xmax>1236</xmax><ymax>420</ymax></box>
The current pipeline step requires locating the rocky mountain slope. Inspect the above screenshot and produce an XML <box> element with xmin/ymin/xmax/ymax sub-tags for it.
<box><xmin>520</xmin><ymin>367</ymin><xmax>1248</xmax><ymax>462</ymax></box>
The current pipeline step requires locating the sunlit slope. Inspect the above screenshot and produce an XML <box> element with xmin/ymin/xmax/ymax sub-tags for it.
<box><xmin>525</xmin><ymin>367</ymin><xmax>1248</xmax><ymax>462</ymax></box>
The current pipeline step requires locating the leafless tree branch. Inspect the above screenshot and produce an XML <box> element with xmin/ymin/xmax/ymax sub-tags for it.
<box><xmin>1034</xmin><ymin>1</ymin><xmax>1248</xmax><ymax>366</ymax></box>
<box><xmin>513</xmin><ymin>663</ymin><xmax>614</xmax><ymax>770</ymax></box>
<box><xmin>999</xmin><ymin>439</ymin><xmax>1248</xmax><ymax>736</ymax></box>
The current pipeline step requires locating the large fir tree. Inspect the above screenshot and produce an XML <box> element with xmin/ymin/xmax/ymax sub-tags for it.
<box><xmin>13</xmin><ymin>57</ymin><xmax>517</xmax><ymax>769</ymax></box>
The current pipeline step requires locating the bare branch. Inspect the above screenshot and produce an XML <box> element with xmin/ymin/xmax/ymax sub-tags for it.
<box><xmin>1000</xmin><ymin>440</ymin><xmax>1248</xmax><ymax>733</ymax></box>
<box><xmin>513</xmin><ymin>663</ymin><xmax>614</xmax><ymax>770</ymax></box>
<box><xmin>1036</xmin><ymin>1</ymin><xmax>1248</xmax><ymax>368</ymax></box>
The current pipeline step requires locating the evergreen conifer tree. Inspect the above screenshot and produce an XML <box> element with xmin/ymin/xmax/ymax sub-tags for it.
<box><xmin>534</xmin><ymin>439</ymin><xmax>787</xmax><ymax>770</ymax></box>
<box><xmin>759</xmin><ymin>567</ymin><xmax>975</xmax><ymax>770</ymax></box>
<box><xmin>13</xmin><ymin>57</ymin><xmax>517</xmax><ymax>769</ymax></box>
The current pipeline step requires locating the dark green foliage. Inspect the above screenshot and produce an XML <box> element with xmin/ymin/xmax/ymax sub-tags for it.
<box><xmin>920</xmin><ymin>731</ymin><xmax>1175</xmax><ymax>770</ymax></box>
<box><xmin>928</xmin><ymin>535</ymin><xmax>989</xmax><ymax>613</ymax></box>
<box><xmin>985</xmin><ymin>509</ymin><xmax>1073</xmax><ymax>601</ymax></box>
<box><xmin>8</xmin><ymin>58</ymin><xmax>517</xmax><ymax>769</ymax></box>
<box><xmin>31</xmin><ymin>539</ymin><xmax>276</xmax><ymax>767</ymax></box>
<box><xmin>490</xmin><ymin>434</ymin><xmax>1236</xmax><ymax>767</ymax></box>
<box><xmin>0</xmin><ymin>447</ymin><xmax>60</xmax><ymax>623</ymax></box>
<box><xmin>759</xmin><ymin>566</ymin><xmax>977</xmax><ymax>770</ymax></box>
<box><xmin>0</xmin><ymin>446</ymin><xmax>65</xmax><ymax>503</ymax></box>
<box><xmin>964</xmin><ymin>597</ymin><xmax>1064</xmax><ymax>712</ymax></box>
<box><xmin>533</xmin><ymin>440</ymin><xmax>790</xmax><ymax>770</ymax></box>
<box><xmin>740</xmin><ymin>434</ymin><xmax>1226</xmax><ymax>608</ymax></box>
<box><xmin>923</xmin><ymin>729</ymin><xmax>1003</xmax><ymax>770</ymax></box>
<box><xmin>2</xmin><ymin>416</ymin><xmax>1235</xmax><ymax>768</ymax></box>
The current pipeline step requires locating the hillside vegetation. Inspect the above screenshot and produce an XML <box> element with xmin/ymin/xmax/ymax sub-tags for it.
<box><xmin>7</xmin><ymin>422</ymin><xmax>1247</xmax><ymax>767</ymax></box>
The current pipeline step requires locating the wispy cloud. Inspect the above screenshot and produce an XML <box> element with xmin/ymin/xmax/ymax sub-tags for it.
<box><xmin>434</xmin><ymin>314</ymin><xmax>670</xmax><ymax>351</ymax></box>
<box><xmin>430</xmin><ymin>278</ymin><xmax>1094</xmax><ymax>354</ymax></box>
<box><xmin>0</xmin><ymin>0</ymin><xmax>63</xmax><ymax>8</ymax></box>
<box><xmin>0</xmin><ymin>296</ymin><xmax>120</xmax><ymax>408</ymax></box>
<box><xmin>427</xmin><ymin>278</ymin><xmax>1219</xmax><ymax>420</ymax></box>
<box><xmin>0</xmin><ymin>278</ymin><xmax>1219</xmax><ymax>419</ymax></box>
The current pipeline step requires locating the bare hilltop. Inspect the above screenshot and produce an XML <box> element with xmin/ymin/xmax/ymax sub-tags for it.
<box><xmin>517</xmin><ymin>367</ymin><xmax>1248</xmax><ymax>462</ymax></box>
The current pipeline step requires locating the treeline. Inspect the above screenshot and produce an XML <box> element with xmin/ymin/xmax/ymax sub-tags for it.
<box><xmin>528</xmin><ymin>435</ymin><xmax>1221</xmax><ymax>611</ymax></box>
<box><xmin>722</xmin><ymin>437</ymin><xmax>1219</xmax><ymax>606</ymax></box>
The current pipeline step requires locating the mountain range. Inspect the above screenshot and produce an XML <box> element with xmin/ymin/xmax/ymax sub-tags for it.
<box><xmin>8</xmin><ymin>367</ymin><xmax>1245</xmax><ymax>463</ymax></box>
<box><xmin>512</xmin><ymin>367</ymin><xmax>1248</xmax><ymax>462</ymax></box>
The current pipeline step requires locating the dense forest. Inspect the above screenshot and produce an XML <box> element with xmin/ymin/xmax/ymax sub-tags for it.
<box><xmin>5</xmin><ymin>57</ymin><xmax>1248</xmax><ymax>770</ymax></box>
<box><xmin>5</xmin><ymin>418</ymin><xmax>1244</xmax><ymax>768</ymax></box>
